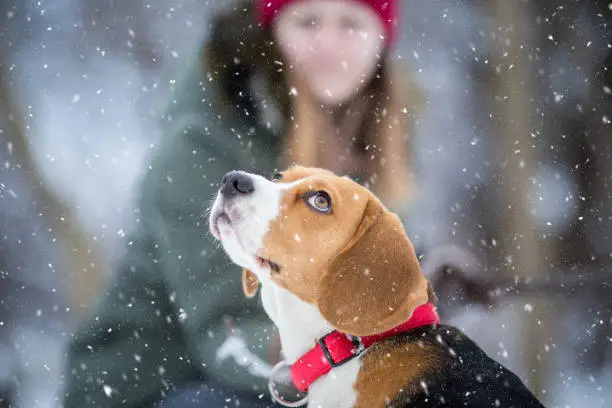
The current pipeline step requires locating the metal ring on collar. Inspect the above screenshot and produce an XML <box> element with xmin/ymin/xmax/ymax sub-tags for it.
<box><xmin>268</xmin><ymin>360</ymin><xmax>309</xmax><ymax>407</ymax></box>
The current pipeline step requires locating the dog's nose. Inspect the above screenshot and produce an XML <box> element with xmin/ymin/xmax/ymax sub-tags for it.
<box><xmin>220</xmin><ymin>171</ymin><xmax>255</xmax><ymax>198</ymax></box>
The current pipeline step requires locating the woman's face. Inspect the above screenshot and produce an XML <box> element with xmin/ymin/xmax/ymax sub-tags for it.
<box><xmin>274</xmin><ymin>0</ymin><xmax>386</xmax><ymax>106</ymax></box>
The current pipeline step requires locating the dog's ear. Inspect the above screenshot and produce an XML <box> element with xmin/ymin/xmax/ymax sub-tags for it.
<box><xmin>242</xmin><ymin>268</ymin><xmax>260</xmax><ymax>298</ymax></box>
<box><xmin>317</xmin><ymin>199</ymin><xmax>428</xmax><ymax>336</ymax></box>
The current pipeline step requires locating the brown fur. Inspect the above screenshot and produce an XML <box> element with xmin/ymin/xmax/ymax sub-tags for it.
<box><xmin>354</xmin><ymin>341</ymin><xmax>441</xmax><ymax>408</ymax></box>
<box><xmin>317</xmin><ymin>199</ymin><xmax>428</xmax><ymax>336</ymax></box>
<box><xmin>260</xmin><ymin>167</ymin><xmax>371</xmax><ymax>303</ymax></box>
<box><xmin>241</xmin><ymin>269</ymin><xmax>259</xmax><ymax>298</ymax></box>
<box><xmin>240</xmin><ymin>166</ymin><xmax>337</xmax><ymax>297</ymax></box>
<box><xmin>256</xmin><ymin>166</ymin><xmax>428</xmax><ymax>336</ymax></box>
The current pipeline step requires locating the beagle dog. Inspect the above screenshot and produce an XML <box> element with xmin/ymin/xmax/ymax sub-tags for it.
<box><xmin>209</xmin><ymin>165</ymin><xmax>546</xmax><ymax>408</ymax></box>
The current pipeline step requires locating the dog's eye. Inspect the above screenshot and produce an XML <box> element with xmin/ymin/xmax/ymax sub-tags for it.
<box><xmin>305</xmin><ymin>191</ymin><xmax>332</xmax><ymax>213</ymax></box>
<box><xmin>271</xmin><ymin>172</ymin><xmax>283</xmax><ymax>182</ymax></box>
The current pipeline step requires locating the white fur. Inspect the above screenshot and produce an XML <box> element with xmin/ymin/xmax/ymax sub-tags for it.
<box><xmin>209</xmin><ymin>172</ymin><xmax>360</xmax><ymax>407</ymax></box>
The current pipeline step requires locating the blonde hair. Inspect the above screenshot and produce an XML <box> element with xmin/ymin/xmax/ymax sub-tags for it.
<box><xmin>281</xmin><ymin>59</ymin><xmax>421</xmax><ymax>207</ymax></box>
<box><xmin>203</xmin><ymin>0</ymin><xmax>423</xmax><ymax>207</ymax></box>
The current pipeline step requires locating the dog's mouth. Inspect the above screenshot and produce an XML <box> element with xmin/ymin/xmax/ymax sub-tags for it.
<box><xmin>213</xmin><ymin>211</ymin><xmax>281</xmax><ymax>273</ymax></box>
<box><xmin>211</xmin><ymin>212</ymin><xmax>230</xmax><ymax>239</ymax></box>
<box><xmin>255</xmin><ymin>255</ymin><xmax>281</xmax><ymax>274</ymax></box>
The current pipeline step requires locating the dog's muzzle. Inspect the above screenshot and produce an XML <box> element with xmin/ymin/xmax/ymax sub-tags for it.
<box><xmin>209</xmin><ymin>170</ymin><xmax>256</xmax><ymax>240</ymax></box>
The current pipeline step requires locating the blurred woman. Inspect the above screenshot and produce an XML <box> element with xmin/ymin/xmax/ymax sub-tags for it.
<box><xmin>62</xmin><ymin>1</ymin><xmax>423</xmax><ymax>407</ymax></box>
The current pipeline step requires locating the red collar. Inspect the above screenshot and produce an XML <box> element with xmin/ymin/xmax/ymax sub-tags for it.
<box><xmin>290</xmin><ymin>302</ymin><xmax>440</xmax><ymax>393</ymax></box>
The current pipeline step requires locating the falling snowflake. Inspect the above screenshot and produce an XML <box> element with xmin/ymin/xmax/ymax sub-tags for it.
<box><xmin>103</xmin><ymin>384</ymin><xmax>114</xmax><ymax>397</ymax></box>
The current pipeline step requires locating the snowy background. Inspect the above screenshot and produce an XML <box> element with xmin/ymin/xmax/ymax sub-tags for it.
<box><xmin>1</xmin><ymin>0</ymin><xmax>610</xmax><ymax>407</ymax></box>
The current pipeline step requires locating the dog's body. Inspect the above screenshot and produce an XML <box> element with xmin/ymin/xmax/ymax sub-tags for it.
<box><xmin>209</xmin><ymin>166</ymin><xmax>545</xmax><ymax>408</ymax></box>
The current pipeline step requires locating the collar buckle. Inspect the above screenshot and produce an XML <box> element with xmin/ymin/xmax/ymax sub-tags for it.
<box><xmin>317</xmin><ymin>331</ymin><xmax>364</xmax><ymax>368</ymax></box>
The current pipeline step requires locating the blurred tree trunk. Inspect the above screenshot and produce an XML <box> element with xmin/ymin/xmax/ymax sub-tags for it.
<box><xmin>578</xmin><ymin>0</ymin><xmax>612</xmax><ymax>370</ymax></box>
<box><xmin>487</xmin><ymin>0</ymin><xmax>555</xmax><ymax>400</ymax></box>
<box><xmin>0</xmin><ymin>64</ymin><xmax>108</xmax><ymax>316</ymax></box>
<box><xmin>531</xmin><ymin>0</ymin><xmax>612</xmax><ymax>372</ymax></box>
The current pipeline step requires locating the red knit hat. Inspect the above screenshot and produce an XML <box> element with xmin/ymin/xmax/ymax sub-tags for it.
<box><xmin>257</xmin><ymin>0</ymin><xmax>398</xmax><ymax>46</ymax></box>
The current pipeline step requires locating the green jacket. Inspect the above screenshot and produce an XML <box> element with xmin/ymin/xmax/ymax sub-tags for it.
<box><xmin>62</xmin><ymin>5</ymin><xmax>420</xmax><ymax>407</ymax></box>
<box><xmin>62</xmin><ymin>46</ymin><xmax>287</xmax><ymax>408</ymax></box>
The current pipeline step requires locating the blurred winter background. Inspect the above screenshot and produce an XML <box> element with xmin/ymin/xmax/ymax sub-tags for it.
<box><xmin>0</xmin><ymin>0</ymin><xmax>610</xmax><ymax>407</ymax></box>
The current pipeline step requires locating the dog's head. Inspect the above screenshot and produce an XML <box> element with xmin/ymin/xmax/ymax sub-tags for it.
<box><xmin>209</xmin><ymin>165</ymin><xmax>429</xmax><ymax>336</ymax></box>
